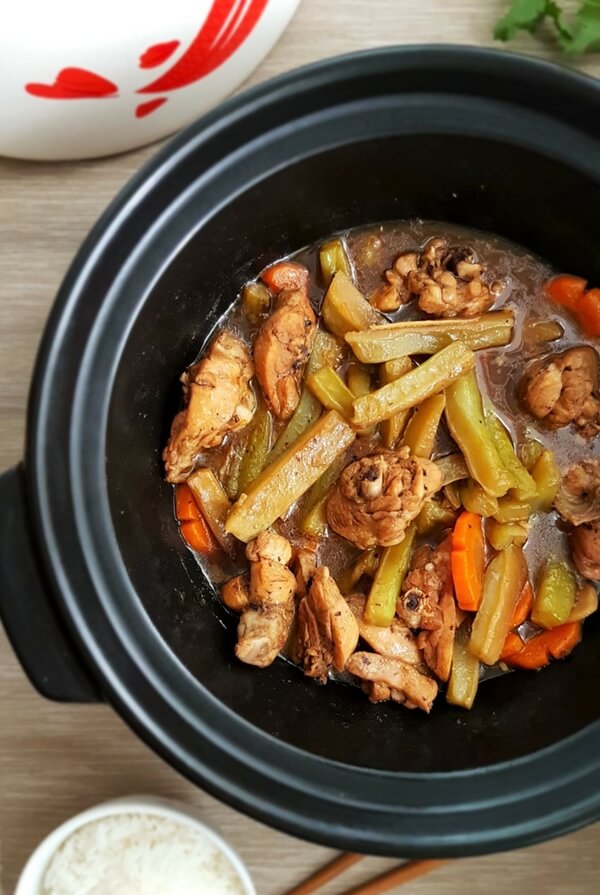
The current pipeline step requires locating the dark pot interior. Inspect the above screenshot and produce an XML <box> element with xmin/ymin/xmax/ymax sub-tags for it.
<box><xmin>107</xmin><ymin>132</ymin><xmax>600</xmax><ymax>774</ymax></box>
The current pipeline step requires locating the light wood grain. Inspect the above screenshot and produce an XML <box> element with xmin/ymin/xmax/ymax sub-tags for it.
<box><xmin>1</xmin><ymin>1</ymin><xmax>599</xmax><ymax>892</ymax></box>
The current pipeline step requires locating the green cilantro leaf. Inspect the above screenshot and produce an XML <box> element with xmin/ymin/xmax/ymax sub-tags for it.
<box><xmin>494</xmin><ymin>0</ymin><xmax>572</xmax><ymax>43</ymax></box>
<box><xmin>566</xmin><ymin>1</ymin><xmax>600</xmax><ymax>54</ymax></box>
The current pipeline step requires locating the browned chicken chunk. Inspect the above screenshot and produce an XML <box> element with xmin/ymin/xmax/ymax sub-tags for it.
<box><xmin>549</xmin><ymin>457</ymin><xmax>600</xmax><ymax>581</ymax></box>
<box><xmin>253</xmin><ymin>275</ymin><xmax>317</xmax><ymax>420</ymax></box>
<box><xmin>521</xmin><ymin>347</ymin><xmax>600</xmax><ymax>437</ymax></box>
<box><xmin>411</xmin><ymin>269</ymin><xmax>492</xmax><ymax>318</ymax></box>
<box><xmin>293</xmin><ymin>538</ymin><xmax>319</xmax><ymax>597</ymax></box>
<box><xmin>327</xmin><ymin>447</ymin><xmax>443</xmax><ymax>550</ymax></box>
<box><xmin>370</xmin><ymin>252</ymin><xmax>418</xmax><ymax>312</ymax></box>
<box><xmin>235</xmin><ymin>530</ymin><xmax>296</xmax><ymax>668</ymax></box>
<box><xmin>296</xmin><ymin>566</ymin><xmax>359</xmax><ymax>684</ymax></box>
<box><xmin>572</xmin><ymin>519</ymin><xmax>600</xmax><ymax>580</ymax></box>
<box><xmin>400</xmin><ymin>542</ymin><xmax>446</xmax><ymax>629</ymax></box>
<box><xmin>346</xmin><ymin>594</ymin><xmax>422</xmax><ymax>665</ymax></box>
<box><xmin>554</xmin><ymin>459</ymin><xmax>600</xmax><ymax>526</ymax></box>
<box><xmin>364</xmin><ymin>680</ymin><xmax>435</xmax><ymax>709</ymax></box>
<box><xmin>400</xmin><ymin>537</ymin><xmax>456</xmax><ymax>682</ymax></box>
<box><xmin>246</xmin><ymin>529</ymin><xmax>293</xmax><ymax>565</ymax></box>
<box><xmin>163</xmin><ymin>332</ymin><xmax>255</xmax><ymax>482</ymax></box>
<box><xmin>346</xmin><ymin>652</ymin><xmax>438</xmax><ymax>713</ymax></box>
<box><xmin>370</xmin><ymin>237</ymin><xmax>496</xmax><ymax>317</ymax></box>
<box><xmin>412</xmin><ymin>238</ymin><xmax>495</xmax><ymax>318</ymax></box>
<box><xmin>262</xmin><ymin>261</ymin><xmax>309</xmax><ymax>293</ymax></box>
<box><xmin>416</xmin><ymin>590</ymin><xmax>456</xmax><ymax>683</ymax></box>
<box><xmin>221</xmin><ymin>574</ymin><xmax>250</xmax><ymax>613</ymax></box>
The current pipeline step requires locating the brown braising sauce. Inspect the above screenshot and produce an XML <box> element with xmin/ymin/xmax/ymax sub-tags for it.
<box><xmin>177</xmin><ymin>220</ymin><xmax>599</xmax><ymax>689</ymax></box>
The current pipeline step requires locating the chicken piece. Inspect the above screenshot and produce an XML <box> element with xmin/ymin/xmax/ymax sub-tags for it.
<box><xmin>572</xmin><ymin>519</ymin><xmax>600</xmax><ymax>580</ymax></box>
<box><xmin>398</xmin><ymin>573</ymin><xmax>442</xmax><ymax>630</ymax></box>
<box><xmin>296</xmin><ymin>598</ymin><xmax>323</xmax><ymax>679</ymax></box>
<box><xmin>221</xmin><ymin>574</ymin><xmax>250</xmax><ymax>613</ymax></box>
<box><xmin>327</xmin><ymin>447</ymin><xmax>443</xmax><ymax>550</ymax></box>
<box><xmin>293</xmin><ymin>538</ymin><xmax>319</xmax><ymax>597</ymax></box>
<box><xmin>417</xmin><ymin>239</ymin><xmax>495</xmax><ymax>318</ymax></box>
<box><xmin>366</xmin><ymin>681</ymin><xmax>399</xmax><ymax>703</ymax></box>
<box><xmin>263</xmin><ymin>261</ymin><xmax>309</xmax><ymax>293</ymax></box>
<box><xmin>416</xmin><ymin>590</ymin><xmax>456</xmax><ymax>682</ymax></box>
<box><xmin>245</xmin><ymin>529</ymin><xmax>292</xmax><ymax>565</ymax></box>
<box><xmin>554</xmin><ymin>459</ymin><xmax>600</xmax><ymax>526</ymax></box>
<box><xmin>235</xmin><ymin>530</ymin><xmax>296</xmax><ymax>668</ymax></box>
<box><xmin>163</xmin><ymin>332</ymin><xmax>255</xmax><ymax>483</ymax></box>
<box><xmin>420</xmin><ymin>237</ymin><xmax>448</xmax><ymax>267</ymax></box>
<box><xmin>253</xmin><ymin>277</ymin><xmax>317</xmax><ymax>420</ymax></box>
<box><xmin>400</xmin><ymin>542</ymin><xmax>448</xmax><ymax>629</ymax></box>
<box><xmin>521</xmin><ymin>347</ymin><xmax>600</xmax><ymax>437</ymax></box>
<box><xmin>346</xmin><ymin>652</ymin><xmax>438</xmax><ymax>713</ymax></box>
<box><xmin>400</xmin><ymin>538</ymin><xmax>456</xmax><ymax>682</ymax></box>
<box><xmin>409</xmin><ymin>268</ymin><xmax>493</xmax><ymax>318</ymax></box>
<box><xmin>236</xmin><ymin>603</ymin><xmax>294</xmax><ymax>668</ymax></box>
<box><xmin>370</xmin><ymin>252</ymin><xmax>419</xmax><ymax>312</ymax></box>
<box><xmin>370</xmin><ymin>237</ymin><xmax>495</xmax><ymax>318</ymax></box>
<box><xmin>346</xmin><ymin>594</ymin><xmax>422</xmax><ymax>664</ymax></box>
<box><xmin>296</xmin><ymin>566</ymin><xmax>359</xmax><ymax>683</ymax></box>
<box><xmin>365</xmin><ymin>681</ymin><xmax>417</xmax><ymax>708</ymax></box>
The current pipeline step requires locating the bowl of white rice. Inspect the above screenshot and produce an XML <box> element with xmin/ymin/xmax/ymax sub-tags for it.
<box><xmin>15</xmin><ymin>795</ymin><xmax>256</xmax><ymax>895</ymax></box>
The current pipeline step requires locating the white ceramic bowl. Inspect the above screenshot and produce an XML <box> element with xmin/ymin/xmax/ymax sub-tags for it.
<box><xmin>0</xmin><ymin>0</ymin><xmax>300</xmax><ymax>160</ymax></box>
<box><xmin>14</xmin><ymin>795</ymin><xmax>256</xmax><ymax>895</ymax></box>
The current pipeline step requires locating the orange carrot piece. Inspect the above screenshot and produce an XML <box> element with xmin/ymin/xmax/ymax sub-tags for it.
<box><xmin>511</xmin><ymin>581</ymin><xmax>534</xmax><ymax>628</ymax></box>
<box><xmin>261</xmin><ymin>260</ymin><xmax>308</xmax><ymax>293</ymax></box>
<box><xmin>545</xmin><ymin>275</ymin><xmax>600</xmax><ymax>338</ymax></box>
<box><xmin>180</xmin><ymin>518</ymin><xmax>217</xmax><ymax>554</ymax></box>
<box><xmin>545</xmin><ymin>621</ymin><xmax>582</xmax><ymax>659</ymax></box>
<box><xmin>452</xmin><ymin>511</ymin><xmax>472</xmax><ymax>551</ymax></box>
<box><xmin>507</xmin><ymin>635</ymin><xmax>550</xmax><ymax>670</ymax></box>
<box><xmin>451</xmin><ymin>511</ymin><xmax>485</xmax><ymax>612</ymax></box>
<box><xmin>175</xmin><ymin>483</ymin><xmax>201</xmax><ymax>522</ymax></box>
<box><xmin>451</xmin><ymin>552</ymin><xmax>472</xmax><ymax>608</ymax></box>
<box><xmin>505</xmin><ymin>621</ymin><xmax>582</xmax><ymax>670</ymax></box>
<box><xmin>577</xmin><ymin>289</ymin><xmax>600</xmax><ymax>337</ymax></box>
<box><xmin>500</xmin><ymin>631</ymin><xmax>524</xmax><ymax>661</ymax></box>
<box><xmin>544</xmin><ymin>274</ymin><xmax>587</xmax><ymax>311</ymax></box>
<box><xmin>176</xmin><ymin>484</ymin><xmax>217</xmax><ymax>553</ymax></box>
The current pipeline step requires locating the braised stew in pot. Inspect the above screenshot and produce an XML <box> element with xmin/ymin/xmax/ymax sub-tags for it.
<box><xmin>163</xmin><ymin>222</ymin><xmax>600</xmax><ymax>713</ymax></box>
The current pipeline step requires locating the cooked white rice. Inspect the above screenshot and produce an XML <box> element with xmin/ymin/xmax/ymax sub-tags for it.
<box><xmin>41</xmin><ymin>812</ymin><xmax>247</xmax><ymax>895</ymax></box>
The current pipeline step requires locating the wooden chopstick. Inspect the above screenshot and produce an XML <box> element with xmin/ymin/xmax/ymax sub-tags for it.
<box><xmin>283</xmin><ymin>852</ymin><xmax>363</xmax><ymax>895</ymax></box>
<box><xmin>340</xmin><ymin>859</ymin><xmax>447</xmax><ymax>895</ymax></box>
<box><xmin>283</xmin><ymin>854</ymin><xmax>447</xmax><ymax>895</ymax></box>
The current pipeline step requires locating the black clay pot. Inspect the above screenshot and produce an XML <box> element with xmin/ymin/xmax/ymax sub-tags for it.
<box><xmin>1</xmin><ymin>47</ymin><xmax>599</xmax><ymax>857</ymax></box>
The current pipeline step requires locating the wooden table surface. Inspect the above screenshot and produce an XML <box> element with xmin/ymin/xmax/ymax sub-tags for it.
<box><xmin>1</xmin><ymin>1</ymin><xmax>599</xmax><ymax>892</ymax></box>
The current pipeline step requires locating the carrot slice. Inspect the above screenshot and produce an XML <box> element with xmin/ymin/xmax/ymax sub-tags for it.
<box><xmin>261</xmin><ymin>260</ymin><xmax>308</xmax><ymax>293</ymax></box>
<box><xmin>544</xmin><ymin>275</ymin><xmax>600</xmax><ymax>337</ymax></box>
<box><xmin>500</xmin><ymin>631</ymin><xmax>524</xmax><ymax>661</ymax></box>
<box><xmin>511</xmin><ymin>581</ymin><xmax>534</xmax><ymax>628</ymax></box>
<box><xmin>577</xmin><ymin>289</ymin><xmax>600</xmax><ymax>337</ymax></box>
<box><xmin>179</xmin><ymin>518</ymin><xmax>217</xmax><ymax>554</ymax></box>
<box><xmin>451</xmin><ymin>511</ymin><xmax>485</xmax><ymax>611</ymax></box>
<box><xmin>176</xmin><ymin>484</ymin><xmax>218</xmax><ymax>553</ymax></box>
<box><xmin>175</xmin><ymin>483</ymin><xmax>201</xmax><ymax>522</ymax></box>
<box><xmin>507</xmin><ymin>635</ymin><xmax>550</xmax><ymax>670</ymax></box>
<box><xmin>544</xmin><ymin>274</ymin><xmax>587</xmax><ymax>311</ymax></box>
<box><xmin>505</xmin><ymin>621</ymin><xmax>582</xmax><ymax>670</ymax></box>
<box><xmin>545</xmin><ymin>621</ymin><xmax>582</xmax><ymax>659</ymax></box>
